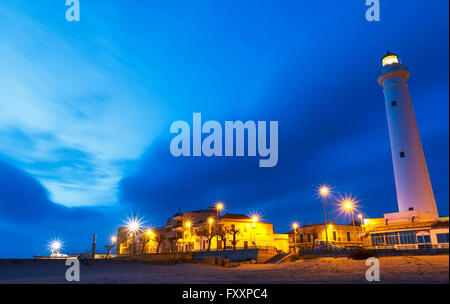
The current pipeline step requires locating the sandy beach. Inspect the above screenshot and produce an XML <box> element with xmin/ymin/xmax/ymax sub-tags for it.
<box><xmin>0</xmin><ymin>255</ymin><xmax>448</xmax><ymax>284</ymax></box>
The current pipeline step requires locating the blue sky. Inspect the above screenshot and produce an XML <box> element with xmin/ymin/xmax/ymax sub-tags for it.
<box><xmin>0</xmin><ymin>0</ymin><xmax>448</xmax><ymax>257</ymax></box>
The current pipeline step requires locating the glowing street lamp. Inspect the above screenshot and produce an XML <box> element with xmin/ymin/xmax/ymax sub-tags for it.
<box><xmin>216</xmin><ymin>202</ymin><xmax>224</xmax><ymax>219</ymax></box>
<box><xmin>146</xmin><ymin>229</ymin><xmax>153</xmax><ymax>253</ymax></box>
<box><xmin>358</xmin><ymin>214</ymin><xmax>363</xmax><ymax>227</ymax></box>
<box><xmin>318</xmin><ymin>185</ymin><xmax>331</xmax><ymax>247</ymax></box>
<box><xmin>111</xmin><ymin>236</ymin><xmax>117</xmax><ymax>244</ymax></box>
<box><xmin>293</xmin><ymin>223</ymin><xmax>299</xmax><ymax>253</ymax></box>
<box><xmin>341</xmin><ymin>198</ymin><xmax>358</xmax><ymax>245</ymax></box>
<box><xmin>208</xmin><ymin>217</ymin><xmax>214</xmax><ymax>235</ymax></box>
<box><xmin>126</xmin><ymin>215</ymin><xmax>142</xmax><ymax>256</ymax></box>
<box><xmin>251</xmin><ymin>216</ymin><xmax>258</xmax><ymax>246</ymax></box>
<box><xmin>50</xmin><ymin>240</ymin><xmax>62</xmax><ymax>254</ymax></box>
<box><xmin>184</xmin><ymin>221</ymin><xmax>192</xmax><ymax>252</ymax></box>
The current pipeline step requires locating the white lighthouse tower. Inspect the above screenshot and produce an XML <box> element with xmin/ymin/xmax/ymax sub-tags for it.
<box><xmin>377</xmin><ymin>51</ymin><xmax>439</xmax><ymax>220</ymax></box>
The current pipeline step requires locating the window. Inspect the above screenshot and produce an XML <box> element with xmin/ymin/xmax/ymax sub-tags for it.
<box><xmin>398</xmin><ymin>231</ymin><xmax>417</xmax><ymax>244</ymax></box>
<box><xmin>307</xmin><ymin>233</ymin><xmax>311</xmax><ymax>242</ymax></box>
<box><xmin>436</xmin><ymin>233</ymin><xmax>449</xmax><ymax>244</ymax></box>
<box><xmin>391</xmin><ymin>100</ymin><xmax>397</xmax><ymax>107</ymax></box>
<box><xmin>333</xmin><ymin>231</ymin><xmax>337</xmax><ymax>241</ymax></box>
<box><xmin>347</xmin><ymin>232</ymin><xmax>351</xmax><ymax>242</ymax></box>
<box><xmin>299</xmin><ymin>234</ymin><xmax>304</xmax><ymax>243</ymax></box>
<box><xmin>409</xmin><ymin>207</ymin><xmax>414</xmax><ymax>211</ymax></box>
<box><xmin>424</xmin><ymin>235</ymin><xmax>431</xmax><ymax>244</ymax></box>
<box><xmin>371</xmin><ymin>233</ymin><xmax>386</xmax><ymax>245</ymax></box>
<box><xmin>385</xmin><ymin>232</ymin><xmax>399</xmax><ymax>245</ymax></box>
<box><xmin>400</xmin><ymin>151</ymin><xmax>405</xmax><ymax>158</ymax></box>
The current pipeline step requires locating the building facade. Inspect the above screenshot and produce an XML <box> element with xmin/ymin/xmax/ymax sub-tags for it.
<box><xmin>287</xmin><ymin>223</ymin><xmax>363</xmax><ymax>251</ymax></box>
<box><xmin>117</xmin><ymin>207</ymin><xmax>289</xmax><ymax>255</ymax></box>
<box><xmin>362</xmin><ymin>216</ymin><xmax>449</xmax><ymax>249</ymax></box>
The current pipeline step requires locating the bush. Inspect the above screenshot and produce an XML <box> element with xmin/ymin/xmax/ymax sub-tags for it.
<box><xmin>348</xmin><ymin>249</ymin><xmax>378</xmax><ymax>260</ymax></box>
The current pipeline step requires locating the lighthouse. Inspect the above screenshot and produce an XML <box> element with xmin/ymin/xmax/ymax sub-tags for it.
<box><xmin>377</xmin><ymin>51</ymin><xmax>439</xmax><ymax>220</ymax></box>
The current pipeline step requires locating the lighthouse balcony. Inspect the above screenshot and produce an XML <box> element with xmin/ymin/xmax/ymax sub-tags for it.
<box><xmin>377</xmin><ymin>63</ymin><xmax>408</xmax><ymax>78</ymax></box>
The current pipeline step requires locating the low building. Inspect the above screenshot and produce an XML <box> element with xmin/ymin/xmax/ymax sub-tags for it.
<box><xmin>287</xmin><ymin>222</ymin><xmax>363</xmax><ymax>250</ymax></box>
<box><xmin>117</xmin><ymin>207</ymin><xmax>290</xmax><ymax>255</ymax></box>
<box><xmin>363</xmin><ymin>213</ymin><xmax>449</xmax><ymax>249</ymax></box>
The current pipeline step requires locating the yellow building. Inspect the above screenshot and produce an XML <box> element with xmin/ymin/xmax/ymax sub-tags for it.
<box><xmin>362</xmin><ymin>214</ymin><xmax>449</xmax><ymax>249</ymax></box>
<box><xmin>117</xmin><ymin>208</ymin><xmax>290</xmax><ymax>255</ymax></box>
<box><xmin>288</xmin><ymin>223</ymin><xmax>362</xmax><ymax>250</ymax></box>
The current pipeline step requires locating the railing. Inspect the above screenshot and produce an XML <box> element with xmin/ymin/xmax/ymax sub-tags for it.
<box><xmin>192</xmin><ymin>246</ymin><xmax>275</xmax><ymax>253</ymax></box>
<box><xmin>301</xmin><ymin>245</ymin><xmax>449</xmax><ymax>257</ymax></box>
<box><xmin>376</xmin><ymin>63</ymin><xmax>408</xmax><ymax>78</ymax></box>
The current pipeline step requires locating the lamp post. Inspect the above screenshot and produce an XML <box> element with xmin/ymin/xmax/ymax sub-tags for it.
<box><xmin>343</xmin><ymin>200</ymin><xmax>356</xmax><ymax>246</ymax></box>
<box><xmin>319</xmin><ymin>186</ymin><xmax>330</xmax><ymax>247</ymax></box>
<box><xmin>216</xmin><ymin>202</ymin><xmax>223</xmax><ymax>219</ymax></box>
<box><xmin>146</xmin><ymin>229</ymin><xmax>153</xmax><ymax>254</ymax></box>
<box><xmin>208</xmin><ymin>217</ymin><xmax>214</xmax><ymax>235</ymax></box>
<box><xmin>185</xmin><ymin>221</ymin><xmax>191</xmax><ymax>252</ymax></box>
<box><xmin>293</xmin><ymin>223</ymin><xmax>298</xmax><ymax>253</ymax></box>
<box><xmin>127</xmin><ymin>215</ymin><xmax>141</xmax><ymax>256</ymax></box>
<box><xmin>358</xmin><ymin>214</ymin><xmax>364</xmax><ymax>247</ymax></box>
<box><xmin>252</xmin><ymin>216</ymin><xmax>258</xmax><ymax>247</ymax></box>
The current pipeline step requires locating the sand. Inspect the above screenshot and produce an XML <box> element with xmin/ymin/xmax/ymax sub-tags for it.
<box><xmin>0</xmin><ymin>255</ymin><xmax>448</xmax><ymax>284</ymax></box>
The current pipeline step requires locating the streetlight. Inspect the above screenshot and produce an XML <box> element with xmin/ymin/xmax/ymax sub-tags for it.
<box><xmin>49</xmin><ymin>239</ymin><xmax>62</xmax><ymax>256</ymax></box>
<box><xmin>252</xmin><ymin>216</ymin><xmax>258</xmax><ymax>247</ymax></box>
<box><xmin>146</xmin><ymin>229</ymin><xmax>153</xmax><ymax>253</ymax></box>
<box><xmin>358</xmin><ymin>214</ymin><xmax>363</xmax><ymax>233</ymax></box>
<box><xmin>208</xmin><ymin>217</ymin><xmax>214</xmax><ymax>235</ymax></box>
<box><xmin>342</xmin><ymin>198</ymin><xmax>357</xmax><ymax>246</ymax></box>
<box><xmin>216</xmin><ymin>202</ymin><xmax>224</xmax><ymax>219</ymax></box>
<box><xmin>126</xmin><ymin>215</ymin><xmax>142</xmax><ymax>256</ymax></box>
<box><xmin>318</xmin><ymin>185</ymin><xmax>330</xmax><ymax>247</ymax></box>
<box><xmin>293</xmin><ymin>223</ymin><xmax>298</xmax><ymax>253</ymax></box>
<box><xmin>185</xmin><ymin>221</ymin><xmax>191</xmax><ymax>252</ymax></box>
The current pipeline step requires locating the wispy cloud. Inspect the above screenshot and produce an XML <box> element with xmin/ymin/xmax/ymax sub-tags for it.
<box><xmin>0</xmin><ymin>2</ymin><xmax>163</xmax><ymax>207</ymax></box>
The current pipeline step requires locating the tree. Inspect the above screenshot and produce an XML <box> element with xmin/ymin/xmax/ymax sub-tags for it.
<box><xmin>154</xmin><ymin>233</ymin><xmax>165</xmax><ymax>254</ymax></box>
<box><xmin>104</xmin><ymin>244</ymin><xmax>115</xmax><ymax>258</ymax></box>
<box><xmin>225</xmin><ymin>225</ymin><xmax>241</xmax><ymax>250</ymax></box>
<box><xmin>215</xmin><ymin>225</ymin><xmax>228</xmax><ymax>250</ymax></box>
<box><xmin>167</xmin><ymin>236</ymin><xmax>178</xmax><ymax>253</ymax></box>
<box><xmin>138</xmin><ymin>234</ymin><xmax>150</xmax><ymax>255</ymax></box>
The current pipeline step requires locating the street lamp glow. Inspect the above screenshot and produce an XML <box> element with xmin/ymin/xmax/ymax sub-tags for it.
<box><xmin>111</xmin><ymin>236</ymin><xmax>117</xmax><ymax>243</ymax></box>
<box><xmin>146</xmin><ymin>229</ymin><xmax>153</xmax><ymax>236</ymax></box>
<box><xmin>185</xmin><ymin>221</ymin><xmax>191</xmax><ymax>228</ymax></box>
<box><xmin>50</xmin><ymin>240</ymin><xmax>62</xmax><ymax>251</ymax></box>
<box><xmin>216</xmin><ymin>202</ymin><xmax>224</xmax><ymax>210</ymax></box>
<box><xmin>328</xmin><ymin>225</ymin><xmax>333</xmax><ymax>230</ymax></box>
<box><xmin>344</xmin><ymin>201</ymin><xmax>352</xmax><ymax>210</ymax></box>
<box><xmin>252</xmin><ymin>216</ymin><xmax>259</xmax><ymax>222</ymax></box>
<box><xmin>293</xmin><ymin>223</ymin><xmax>298</xmax><ymax>229</ymax></box>
<box><xmin>208</xmin><ymin>217</ymin><xmax>214</xmax><ymax>224</ymax></box>
<box><xmin>126</xmin><ymin>216</ymin><xmax>143</xmax><ymax>233</ymax></box>
<box><xmin>320</xmin><ymin>186</ymin><xmax>329</xmax><ymax>197</ymax></box>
